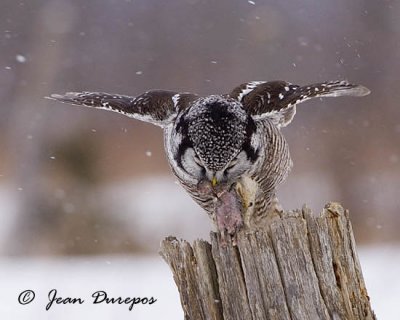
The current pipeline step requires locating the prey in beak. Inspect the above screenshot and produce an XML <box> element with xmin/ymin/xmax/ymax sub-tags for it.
<box><xmin>197</xmin><ymin>177</ymin><xmax>245</xmax><ymax>244</ymax></box>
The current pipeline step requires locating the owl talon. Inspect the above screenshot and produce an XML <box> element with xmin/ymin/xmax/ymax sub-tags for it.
<box><xmin>219</xmin><ymin>229</ymin><xmax>240</xmax><ymax>247</ymax></box>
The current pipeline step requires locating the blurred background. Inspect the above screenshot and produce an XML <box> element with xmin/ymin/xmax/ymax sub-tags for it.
<box><xmin>0</xmin><ymin>0</ymin><xmax>399</xmax><ymax>319</ymax></box>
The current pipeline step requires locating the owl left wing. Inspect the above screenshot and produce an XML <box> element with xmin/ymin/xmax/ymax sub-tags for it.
<box><xmin>229</xmin><ymin>80</ymin><xmax>370</xmax><ymax>127</ymax></box>
<box><xmin>47</xmin><ymin>90</ymin><xmax>198</xmax><ymax>127</ymax></box>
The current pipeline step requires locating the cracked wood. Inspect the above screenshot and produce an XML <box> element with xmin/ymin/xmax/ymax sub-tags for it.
<box><xmin>160</xmin><ymin>203</ymin><xmax>376</xmax><ymax>320</ymax></box>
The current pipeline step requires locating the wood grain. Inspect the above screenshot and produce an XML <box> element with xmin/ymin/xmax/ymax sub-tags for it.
<box><xmin>160</xmin><ymin>203</ymin><xmax>376</xmax><ymax>320</ymax></box>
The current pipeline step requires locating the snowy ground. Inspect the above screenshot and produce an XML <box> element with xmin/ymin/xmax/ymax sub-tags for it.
<box><xmin>0</xmin><ymin>245</ymin><xmax>399</xmax><ymax>320</ymax></box>
<box><xmin>358</xmin><ymin>245</ymin><xmax>400</xmax><ymax>319</ymax></box>
<box><xmin>0</xmin><ymin>255</ymin><xmax>183</xmax><ymax>320</ymax></box>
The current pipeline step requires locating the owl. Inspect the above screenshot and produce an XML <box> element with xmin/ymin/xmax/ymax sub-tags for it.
<box><xmin>48</xmin><ymin>80</ymin><xmax>369</xmax><ymax>237</ymax></box>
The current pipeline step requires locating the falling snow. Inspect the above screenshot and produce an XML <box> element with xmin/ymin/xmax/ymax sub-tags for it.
<box><xmin>16</xmin><ymin>54</ymin><xmax>26</xmax><ymax>63</ymax></box>
<box><xmin>248</xmin><ymin>0</ymin><xmax>256</xmax><ymax>5</ymax></box>
<box><xmin>136</xmin><ymin>70</ymin><xmax>143</xmax><ymax>75</ymax></box>
<box><xmin>297</xmin><ymin>36</ymin><xmax>309</xmax><ymax>47</ymax></box>
<box><xmin>145</xmin><ymin>150</ymin><xmax>152</xmax><ymax>157</ymax></box>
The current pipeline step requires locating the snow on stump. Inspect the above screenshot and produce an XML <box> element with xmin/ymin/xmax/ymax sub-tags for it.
<box><xmin>160</xmin><ymin>202</ymin><xmax>376</xmax><ymax>320</ymax></box>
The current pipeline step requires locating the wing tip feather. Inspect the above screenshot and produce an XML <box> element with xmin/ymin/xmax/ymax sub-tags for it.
<box><xmin>45</xmin><ymin>92</ymin><xmax>84</xmax><ymax>103</ymax></box>
<box><xmin>351</xmin><ymin>85</ymin><xmax>371</xmax><ymax>97</ymax></box>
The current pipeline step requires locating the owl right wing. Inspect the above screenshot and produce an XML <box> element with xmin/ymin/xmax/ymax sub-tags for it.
<box><xmin>47</xmin><ymin>90</ymin><xmax>198</xmax><ymax>127</ymax></box>
<box><xmin>229</xmin><ymin>80</ymin><xmax>370</xmax><ymax>128</ymax></box>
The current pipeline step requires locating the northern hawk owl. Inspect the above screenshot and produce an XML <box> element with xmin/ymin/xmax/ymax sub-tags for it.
<box><xmin>48</xmin><ymin>80</ymin><xmax>370</xmax><ymax>237</ymax></box>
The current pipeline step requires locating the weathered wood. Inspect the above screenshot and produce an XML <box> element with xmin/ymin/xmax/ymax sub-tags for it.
<box><xmin>160</xmin><ymin>203</ymin><xmax>376</xmax><ymax>320</ymax></box>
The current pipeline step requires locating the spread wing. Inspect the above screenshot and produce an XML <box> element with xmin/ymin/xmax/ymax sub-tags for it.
<box><xmin>47</xmin><ymin>90</ymin><xmax>198</xmax><ymax>127</ymax></box>
<box><xmin>229</xmin><ymin>80</ymin><xmax>370</xmax><ymax>127</ymax></box>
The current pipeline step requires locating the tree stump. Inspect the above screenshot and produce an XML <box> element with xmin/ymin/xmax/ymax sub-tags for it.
<box><xmin>160</xmin><ymin>202</ymin><xmax>376</xmax><ymax>320</ymax></box>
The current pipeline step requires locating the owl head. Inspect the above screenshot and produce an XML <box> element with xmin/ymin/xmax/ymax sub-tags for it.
<box><xmin>176</xmin><ymin>95</ymin><xmax>259</xmax><ymax>186</ymax></box>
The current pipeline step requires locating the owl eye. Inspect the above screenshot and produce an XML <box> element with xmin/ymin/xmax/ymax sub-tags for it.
<box><xmin>193</xmin><ymin>154</ymin><xmax>203</xmax><ymax>167</ymax></box>
<box><xmin>180</xmin><ymin>149</ymin><xmax>206</xmax><ymax>179</ymax></box>
<box><xmin>226</xmin><ymin>158</ymin><xmax>238</xmax><ymax>170</ymax></box>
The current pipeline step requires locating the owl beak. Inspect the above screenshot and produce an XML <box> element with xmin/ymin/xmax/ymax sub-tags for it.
<box><xmin>212</xmin><ymin>176</ymin><xmax>218</xmax><ymax>187</ymax></box>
